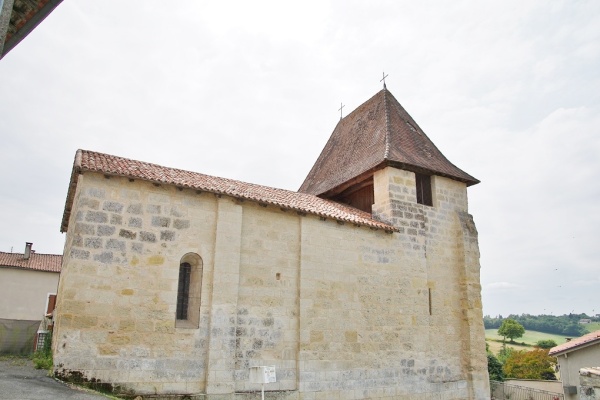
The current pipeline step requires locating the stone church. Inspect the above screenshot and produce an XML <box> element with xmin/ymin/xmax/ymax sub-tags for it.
<box><xmin>53</xmin><ymin>87</ymin><xmax>489</xmax><ymax>399</ymax></box>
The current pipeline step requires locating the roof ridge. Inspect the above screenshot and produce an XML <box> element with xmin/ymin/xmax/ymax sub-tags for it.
<box><xmin>383</xmin><ymin>88</ymin><xmax>391</xmax><ymax>160</ymax></box>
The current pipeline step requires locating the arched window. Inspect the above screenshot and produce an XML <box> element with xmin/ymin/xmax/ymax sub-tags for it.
<box><xmin>176</xmin><ymin>253</ymin><xmax>202</xmax><ymax>328</ymax></box>
<box><xmin>176</xmin><ymin>262</ymin><xmax>192</xmax><ymax>320</ymax></box>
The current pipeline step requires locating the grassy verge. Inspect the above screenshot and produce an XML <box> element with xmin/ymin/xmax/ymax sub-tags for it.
<box><xmin>485</xmin><ymin>329</ymin><xmax>571</xmax><ymax>355</ymax></box>
<box><xmin>485</xmin><ymin>329</ymin><xmax>569</xmax><ymax>345</ymax></box>
<box><xmin>584</xmin><ymin>322</ymin><xmax>600</xmax><ymax>332</ymax></box>
<box><xmin>0</xmin><ymin>354</ymin><xmax>31</xmax><ymax>366</ymax></box>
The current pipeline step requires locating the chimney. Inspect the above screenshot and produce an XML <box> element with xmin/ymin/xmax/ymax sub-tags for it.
<box><xmin>24</xmin><ymin>242</ymin><xmax>32</xmax><ymax>260</ymax></box>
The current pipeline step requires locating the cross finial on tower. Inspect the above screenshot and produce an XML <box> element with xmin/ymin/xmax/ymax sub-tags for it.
<box><xmin>338</xmin><ymin>102</ymin><xmax>345</xmax><ymax>120</ymax></box>
<box><xmin>380</xmin><ymin>72</ymin><xmax>388</xmax><ymax>89</ymax></box>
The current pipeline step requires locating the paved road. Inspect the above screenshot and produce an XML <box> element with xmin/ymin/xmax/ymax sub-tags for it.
<box><xmin>0</xmin><ymin>358</ymin><xmax>109</xmax><ymax>400</ymax></box>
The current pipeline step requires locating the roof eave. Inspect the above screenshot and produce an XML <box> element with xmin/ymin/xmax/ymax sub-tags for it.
<box><xmin>384</xmin><ymin>160</ymin><xmax>480</xmax><ymax>187</ymax></box>
<box><xmin>549</xmin><ymin>338</ymin><xmax>600</xmax><ymax>357</ymax></box>
<box><xmin>60</xmin><ymin>150</ymin><xmax>83</xmax><ymax>233</ymax></box>
<box><xmin>1</xmin><ymin>0</ymin><xmax>64</xmax><ymax>59</ymax></box>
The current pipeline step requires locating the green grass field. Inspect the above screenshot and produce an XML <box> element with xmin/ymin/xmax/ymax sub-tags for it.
<box><xmin>584</xmin><ymin>322</ymin><xmax>600</xmax><ymax>332</ymax></box>
<box><xmin>485</xmin><ymin>329</ymin><xmax>571</xmax><ymax>355</ymax></box>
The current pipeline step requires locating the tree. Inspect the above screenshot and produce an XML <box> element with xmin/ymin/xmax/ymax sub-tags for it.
<box><xmin>497</xmin><ymin>346</ymin><xmax>515</xmax><ymax>364</ymax></box>
<box><xmin>498</xmin><ymin>319</ymin><xmax>525</xmax><ymax>343</ymax></box>
<box><xmin>487</xmin><ymin>353</ymin><xmax>504</xmax><ymax>381</ymax></box>
<box><xmin>503</xmin><ymin>349</ymin><xmax>557</xmax><ymax>380</ymax></box>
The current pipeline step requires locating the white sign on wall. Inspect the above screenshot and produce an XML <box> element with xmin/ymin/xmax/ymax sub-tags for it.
<box><xmin>249</xmin><ymin>365</ymin><xmax>276</xmax><ymax>384</ymax></box>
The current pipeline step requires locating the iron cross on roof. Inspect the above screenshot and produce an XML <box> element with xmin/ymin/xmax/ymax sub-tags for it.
<box><xmin>338</xmin><ymin>102</ymin><xmax>345</xmax><ymax>120</ymax></box>
<box><xmin>381</xmin><ymin>72</ymin><xmax>389</xmax><ymax>89</ymax></box>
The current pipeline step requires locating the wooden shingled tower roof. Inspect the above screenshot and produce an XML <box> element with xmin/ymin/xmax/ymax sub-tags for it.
<box><xmin>299</xmin><ymin>88</ymin><xmax>479</xmax><ymax>197</ymax></box>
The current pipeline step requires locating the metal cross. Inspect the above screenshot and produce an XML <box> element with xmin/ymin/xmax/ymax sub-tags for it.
<box><xmin>380</xmin><ymin>72</ymin><xmax>388</xmax><ymax>88</ymax></box>
<box><xmin>338</xmin><ymin>102</ymin><xmax>345</xmax><ymax>120</ymax></box>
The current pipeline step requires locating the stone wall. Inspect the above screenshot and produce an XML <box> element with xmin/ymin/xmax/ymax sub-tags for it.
<box><xmin>580</xmin><ymin>368</ymin><xmax>600</xmax><ymax>400</ymax></box>
<box><xmin>53</xmin><ymin>168</ymin><xmax>488</xmax><ymax>399</ymax></box>
<box><xmin>54</xmin><ymin>172</ymin><xmax>217</xmax><ymax>394</ymax></box>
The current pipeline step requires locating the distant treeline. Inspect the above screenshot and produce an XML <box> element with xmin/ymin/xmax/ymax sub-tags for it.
<box><xmin>483</xmin><ymin>313</ymin><xmax>597</xmax><ymax>337</ymax></box>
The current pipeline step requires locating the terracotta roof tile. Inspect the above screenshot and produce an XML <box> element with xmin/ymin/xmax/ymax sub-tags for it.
<box><xmin>0</xmin><ymin>251</ymin><xmax>62</xmax><ymax>273</ymax></box>
<box><xmin>61</xmin><ymin>150</ymin><xmax>397</xmax><ymax>233</ymax></box>
<box><xmin>2</xmin><ymin>0</ymin><xmax>64</xmax><ymax>59</ymax></box>
<box><xmin>299</xmin><ymin>88</ymin><xmax>479</xmax><ymax>196</ymax></box>
<box><xmin>549</xmin><ymin>330</ymin><xmax>600</xmax><ymax>356</ymax></box>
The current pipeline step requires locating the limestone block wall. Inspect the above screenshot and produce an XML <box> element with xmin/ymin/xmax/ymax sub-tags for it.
<box><xmin>234</xmin><ymin>204</ymin><xmax>300</xmax><ymax>392</ymax></box>
<box><xmin>54</xmin><ymin>167</ymin><xmax>488</xmax><ymax>399</ymax></box>
<box><xmin>54</xmin><ymin>172</ymin><xmax>218</xmax><ymax>394</ymax></box>
<box><xmin>371</xmin><ymin>167</ymin><xmax>489</xmax><ymax>399</ymax></box>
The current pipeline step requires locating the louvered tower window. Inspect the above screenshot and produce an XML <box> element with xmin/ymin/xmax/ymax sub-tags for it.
<box><xmin>416</xmin><ymin>173</ymin><xmax>433</xmax><ymax>206</ymax></box>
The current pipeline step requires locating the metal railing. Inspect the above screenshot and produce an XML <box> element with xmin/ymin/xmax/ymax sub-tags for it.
<box><xmin>490</xmin><ymin>381</ymin><xmax>564</xmax><ymax>400</ymax></box>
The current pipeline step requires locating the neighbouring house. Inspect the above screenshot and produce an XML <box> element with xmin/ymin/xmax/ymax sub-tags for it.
<box><xmin>0</xmin><ymin>0</ymin><xmax>64</xmax><ymax>59</ymax></box>
<box><xmin>550</xmin><ymin>330</ymin><xmax>600</xmax><ymax>399</ymax></box>
<box><xmin>0</xmin><ymin>243</ymin><xmax>62</xmax><ymax>354</ymax></box>
<box><xmin>53</xmin><ymin>87</ymin><xmax>489</xmax><ymax>399</ymax></box>
<box><xmin>580</xmin><ymin>319</ymin><xmax>592</xmax><ymax>324</ymax></box>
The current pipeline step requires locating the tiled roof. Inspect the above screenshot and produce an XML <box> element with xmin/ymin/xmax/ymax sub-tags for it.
<box><xmin>61</xmin><ymin>150</ymin><xmax>397</xmax><ymax>233</ymax></box>
<box><xmin>0</xmin><ymin>251</ymin><xmax>62</xmax><ymax>273</ymax></box>
<box><xmin>299</xmin><ymin>88</ymin><xmax>479</xmax><ymax>196</ymax></box>
<box><xmin>1</xmin><ymin>0</ymin><xmax>64</xmax><ymax>59</ymax></box>
<box><xmin>549</xmin><ymin>330</ymin><xmax>600</xmax><ymax>356</ymax></box>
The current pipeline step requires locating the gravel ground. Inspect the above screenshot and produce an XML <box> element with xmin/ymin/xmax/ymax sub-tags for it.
<box><xmin>0</xmin><ymin>357</ymin><xmax>110</xmax><ymax>400</ymax></box>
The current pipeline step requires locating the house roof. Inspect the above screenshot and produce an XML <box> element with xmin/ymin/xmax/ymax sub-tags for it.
<box><xmin>1</xmin><ymin>0</ymin><xmax>64</xmax><ymax>59</ymax></box>
<box><xmin>299</xmin><ymin>88</ymin><xmax>479</xmax><ymax>196</ymax></box>
<box><xmin>61</xmin><ymin>150</ymin><xmax>397</xmax><ymax>234</ymax></box>
<box><xmin>549</xmin><ymin>330</ymin><xmax>600</xmax><ymax>356</ymax></box>
<box><xmin>0</xmin><ymin>251</ymin><xmax>62</xmax><ymax>273</ymax></box>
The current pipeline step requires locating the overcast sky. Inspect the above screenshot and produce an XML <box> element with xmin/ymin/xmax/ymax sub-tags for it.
<box><xmin>1</xmin><ymin>1</ymin><xmax>598</xmax><ymax>318</ymax></box>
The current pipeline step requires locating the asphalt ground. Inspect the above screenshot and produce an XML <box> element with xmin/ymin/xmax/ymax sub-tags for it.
<box><xmin>0</xmin><ymin>357</ymin><xmax>109</xmax><ymax>400</ymax></box>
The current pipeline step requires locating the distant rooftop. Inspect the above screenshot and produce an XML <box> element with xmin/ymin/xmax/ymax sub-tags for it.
<box><xmin>0</xmin><ymin>250</ymin><xmax>62</xmax><ymax>273</ymax></box>
<box><xmin>549</xmin><ymin>330</ymin><xmax>600</xmax><ymax>356</ymax></box>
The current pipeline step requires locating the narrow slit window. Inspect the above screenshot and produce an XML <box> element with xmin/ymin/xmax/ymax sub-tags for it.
<box><xmin>428</xmin><ymin>288</ymin><xmax>432</xmax><ymax>315</ymax></box>
<box><xmin>176</xmin><ymin>262</ymin><xmax>192</xmax><ymax>320</ymax></box>
<box><xmin>415</xmin><ymin>173</ymin><xmax>433</xmax><ymax>206</ymax></box>
<box><xmin>175</xmin><ymin>253</ymin><xmax>203</xmax><ymax>328</ymax></box>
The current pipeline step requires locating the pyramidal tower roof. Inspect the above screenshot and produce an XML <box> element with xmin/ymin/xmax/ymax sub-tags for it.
<box><xmin>299</xmin><ymin>88</ymin><xmax>479</xmax><ymax>196</ymax></box>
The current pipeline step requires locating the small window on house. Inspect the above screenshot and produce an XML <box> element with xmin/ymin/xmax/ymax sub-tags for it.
<box><xmin>176</xmin><ymin>253</ymin><xmax>202</xmax><ymax>328</ymax></box>
<box><xmin>415</xmin><ymin>173</ymin><xmax>433</xmax><ymax>206</ymax></box>
<box><xmin>35</xmin><ymin>331</ymin><xmax>49</xmax><ymax>352</ymax></box>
